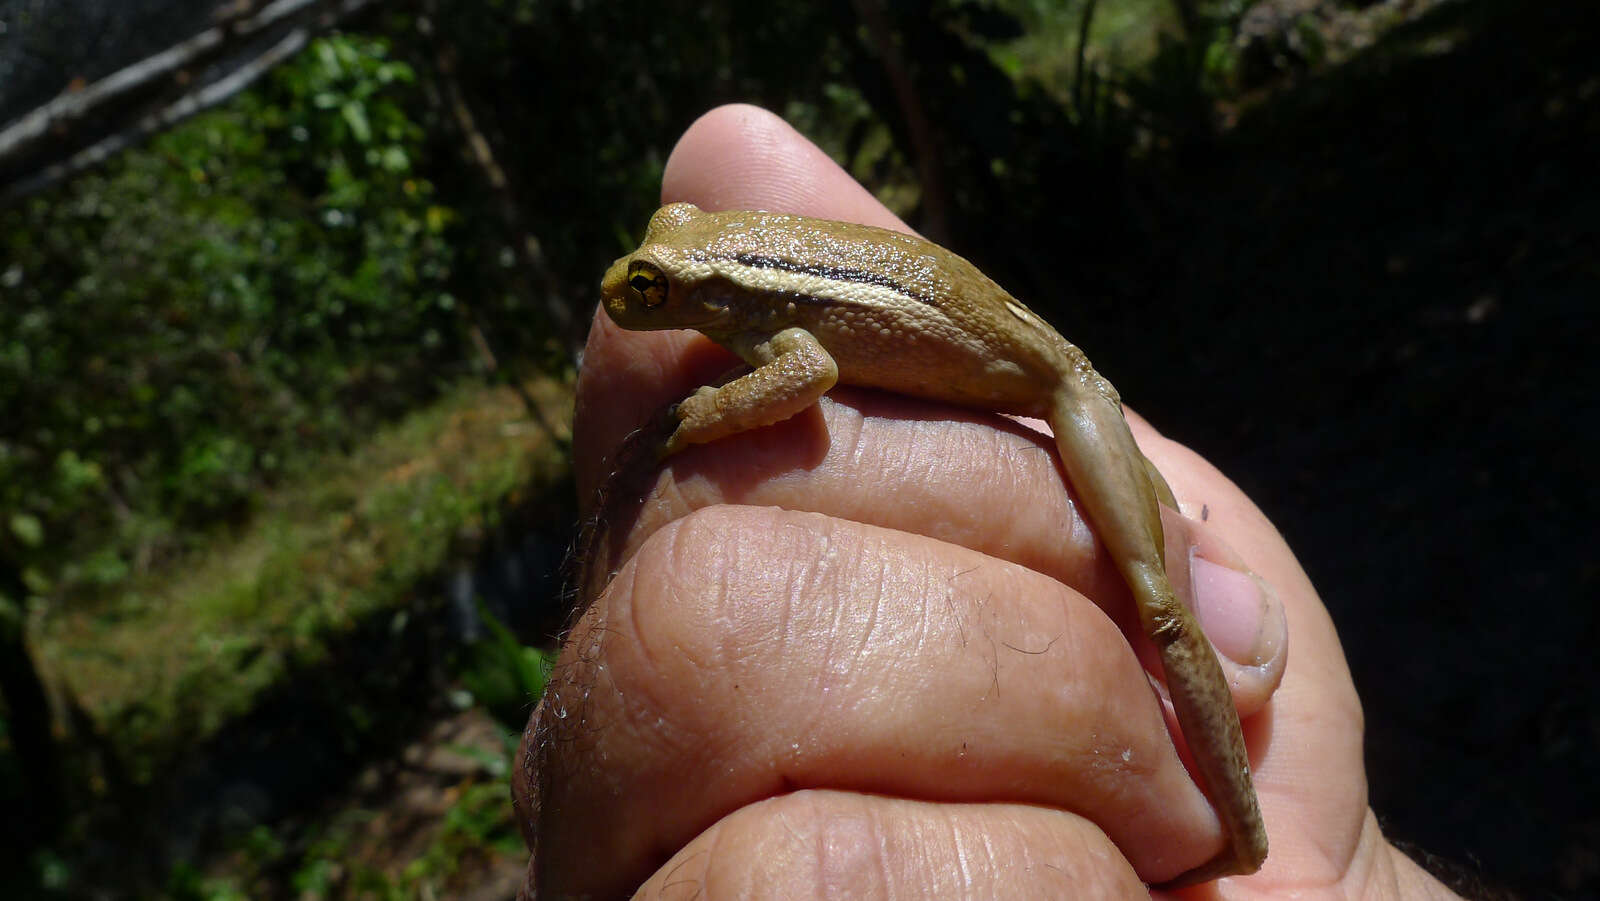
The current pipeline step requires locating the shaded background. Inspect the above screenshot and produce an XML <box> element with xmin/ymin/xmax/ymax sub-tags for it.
<box><xmin>1</xmin><ymin>0</ymin><xmax>1594</xmax><ymax>897</ymax></box>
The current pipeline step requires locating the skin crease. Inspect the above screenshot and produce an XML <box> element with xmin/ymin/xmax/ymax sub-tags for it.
<box><xmin>514</xmin><ymin>104</ymin><xmax>1462</xmax><ymax>900</ymax></box>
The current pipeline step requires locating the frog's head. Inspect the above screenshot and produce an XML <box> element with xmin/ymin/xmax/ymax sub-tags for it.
<box><xmin>601</xmin><ymin>203</ymin><xmax>727</xmax><ymax>331</ymax></box>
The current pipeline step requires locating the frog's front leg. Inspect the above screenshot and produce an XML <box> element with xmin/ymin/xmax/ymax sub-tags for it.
<box><xmin>663</xmin><ymin>326</ymin><xmax>839</xmax><ymax>457</ymax></box>
<box><xmin>1047</xmin><ymin>383</ymin><xmax>1267</xmax><ymax>884</ymax></box>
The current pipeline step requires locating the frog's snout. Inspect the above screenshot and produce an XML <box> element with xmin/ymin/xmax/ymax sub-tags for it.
<box><xmin>599</xmin><ymin>255</ymin><xmax>638</xmax><ymax>324</ymax></box>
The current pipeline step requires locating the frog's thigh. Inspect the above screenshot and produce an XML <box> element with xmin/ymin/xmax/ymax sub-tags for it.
<box><xmin>668</xmin><ymin>328</ymin><xmax>839</xmax><ymax>453</ymax></box>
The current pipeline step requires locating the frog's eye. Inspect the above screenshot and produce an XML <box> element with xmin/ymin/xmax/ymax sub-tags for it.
<box><xmin>627</xmin><ymin>261</ymin><xmax>669</xmax><ymax>308</ymax></box>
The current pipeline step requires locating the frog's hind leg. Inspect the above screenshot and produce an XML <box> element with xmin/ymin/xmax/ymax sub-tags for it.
<box><xmin>1047</xmin><ymin>387</ymin><xmax>1266</xmax><ymax>884</ymax></box>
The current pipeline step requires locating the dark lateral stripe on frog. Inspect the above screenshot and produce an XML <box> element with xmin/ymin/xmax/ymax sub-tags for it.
<box><xmin>726</xmin><ymin>252</ymin><xmax>939</xmax><ymax>308</ymax></box>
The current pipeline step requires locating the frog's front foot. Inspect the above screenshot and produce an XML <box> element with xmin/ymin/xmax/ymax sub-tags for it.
<box><xmin>659</xmin><ymin>386</ymin><xmax>722</xmax><ymax>458</ymax></box>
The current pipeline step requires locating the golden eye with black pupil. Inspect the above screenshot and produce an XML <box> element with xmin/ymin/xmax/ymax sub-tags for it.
<box><xmin>627</xmin><ymin>261</ymin><xmax>668</xmax><ymax>308</ymax></box>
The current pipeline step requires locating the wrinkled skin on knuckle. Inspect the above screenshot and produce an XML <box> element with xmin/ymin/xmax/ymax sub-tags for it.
<box><xmin>635</xmin><ymin>791</ymin><xmax>1147</xmax><ymax>900</ymax></box>
<box><xmin>528</xmin><ymin>505</ymin><xmax>1226</xmax><ymax>894</ymax></box>
<box><xmin>543</xmin><ymin>511</ymin><xmax>758</xmax><ymax>764</ymax></box>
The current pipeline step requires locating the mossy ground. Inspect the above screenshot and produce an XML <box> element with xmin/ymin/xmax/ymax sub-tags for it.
<box><xmin>36</xmin><ymin>374</ymin><xmax>571</xmax><ymax>785</ymax></box>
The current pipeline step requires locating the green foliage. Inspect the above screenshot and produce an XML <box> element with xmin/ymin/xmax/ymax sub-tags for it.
<box><xmin>173</xmin><ymin>730</ymin><xmax>524</xmax><ymax>901</ymax></box>
<box><xmin>425</xmin><ymin>773</ymin><xmax>525</xmax><ymax>855</ymax></box>
<box><xmin>38</xmin><ymin>378</ymin><xmax>570</xmax><ymax>783</ymax></box>
<box><xmin>166</xmin><ymin>860</ymin><xmax>251</xmax><ymax>901</ymax></box>
<box><xmin>0</xmin><ymin>34</ymin><xmax>460</xmax><ymax>596</ymax></box>
<box><xmin>427</xmin><ymin>0</ymin><xmax>900</xmax><ymax>288</ymax></box>
<box><xmin>457</xmin><ymin>600</ymin><xmax>553</xmax><ymax>729</ymax></box>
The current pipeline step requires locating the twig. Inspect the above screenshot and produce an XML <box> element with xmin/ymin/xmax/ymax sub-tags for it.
<box><xmin>1</xmin><ymin>0</ymin><xmax>382</xmax><ymax>200</ymax></box>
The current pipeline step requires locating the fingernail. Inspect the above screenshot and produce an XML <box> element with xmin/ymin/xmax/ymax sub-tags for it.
<box><xmin>1190</xmin><ymin>554</ymin><xmax>1280</xmax><ymax>666</ymax></box>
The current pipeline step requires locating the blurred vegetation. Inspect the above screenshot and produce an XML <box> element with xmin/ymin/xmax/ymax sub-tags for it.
<box><xmin>0</xmin><ymin>0</ymin><xmax>1593</xmax><ymax>896</ymax></box>
<box><xmin>2</xmin><ymin>35</ymin><xmax>462</xmax><ymax>592</ymax></box>
<box><xmin>162</xmin><ymin>609</ymin><xmax>550</xmax><ymax>901</ymax></box>
<box><xmin>39</xmin><ymin>376</ymin><xmax>568</xmax><ymax>775</ymax></box>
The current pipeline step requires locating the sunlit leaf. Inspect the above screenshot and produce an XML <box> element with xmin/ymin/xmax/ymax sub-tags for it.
<box><xmin>9</xmin><ymin>512</ymin><xmax>44</xmax><ymax>548</ymax></box>
<box><xmin>341</xmin><ymin>101</ymin><xmax>372</xmax><ymax>143</ymax></box>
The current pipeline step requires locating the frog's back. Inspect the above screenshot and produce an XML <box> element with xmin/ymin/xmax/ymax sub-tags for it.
<box><xmin>677</xmin><ymin>208</ymin><xmax>1090</xmax><ymax>417</ymax></box>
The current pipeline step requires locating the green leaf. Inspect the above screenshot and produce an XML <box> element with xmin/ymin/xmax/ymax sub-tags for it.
<box><xmin>477</xmin><ymin>598</ymin><xmax>551</xmax><ymax>697</ymax></box>
<box><xmin>379</xmin><ymin>145</ymin><xmax>409</xmax><ymax>172</ymax></box>
<box><xmin>341</xmin><ymin>102</ymin><xmax>372</xmax><ymax>143</ymax></box>
<box><xmin>9</xmin><ymin>512</ymin><xmax>43</xmax><ymax>548</ymax></box>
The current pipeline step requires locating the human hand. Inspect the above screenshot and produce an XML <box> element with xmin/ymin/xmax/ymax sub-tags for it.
<box><xmin>514</xmin><ymin>103</ymin><xmax>1457</xmax><ymax>899</ymax></box>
